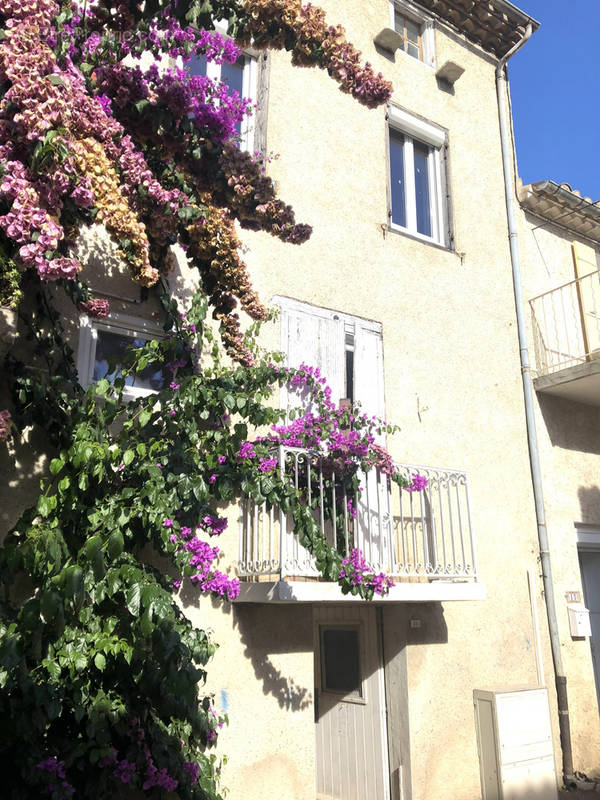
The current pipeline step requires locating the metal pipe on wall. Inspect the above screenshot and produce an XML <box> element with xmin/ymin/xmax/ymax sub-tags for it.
<box><xmin>495</xmin><ymin>23</ymin><xmax>575</xmax><ymax>782</ymax></box>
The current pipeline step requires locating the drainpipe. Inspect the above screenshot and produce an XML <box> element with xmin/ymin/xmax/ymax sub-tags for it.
<box><xmin>496</xmin><ymin>25</ymin><xmax>575</xmax><ymax>784</ymax></box>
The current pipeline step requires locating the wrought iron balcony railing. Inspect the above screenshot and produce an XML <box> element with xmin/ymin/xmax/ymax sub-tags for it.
<box><xmin>238</xmin><ymin>446</ymin><xmax>478</xmax><ymax>582</ymax></box>
<box><xmin>530</xmin><ymin>269</ymin><xmax>600</xmax><ymax>376</ymax></box>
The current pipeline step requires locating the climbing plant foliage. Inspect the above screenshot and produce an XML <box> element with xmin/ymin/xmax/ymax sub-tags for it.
<box><xmin>0</xmin><ymin>1</ymin><xmax>425</xmax><ymax>797</ymax></box>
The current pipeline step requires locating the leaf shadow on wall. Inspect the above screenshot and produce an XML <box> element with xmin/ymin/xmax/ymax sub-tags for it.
<box><xmin>232</xmin><ymin>603</ymin><xmax>313</xmax><ymax>712</ymax></box>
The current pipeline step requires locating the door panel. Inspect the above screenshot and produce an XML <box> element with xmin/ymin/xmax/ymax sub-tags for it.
<box><xmin>315</xmin><ymin>606</ymin><xmax>389</xmax><ymax>800</ymax></box>
<box><xmin>579</xmin><ymin>549</ymin><xmax>600</xmax><ymax>711</ymax></box>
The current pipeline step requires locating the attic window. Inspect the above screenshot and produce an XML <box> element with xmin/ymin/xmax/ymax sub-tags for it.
<box><xmin>390</xmin><ymin>1</ymin><xmax>435</xmax><ymax>67</ymax></box>
<box><xmin>395</xmin><ymin>11</ymin><xmax>423</xmax><ymax>60</ymax></box>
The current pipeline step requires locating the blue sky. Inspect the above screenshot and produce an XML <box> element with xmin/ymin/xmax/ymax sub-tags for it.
<box><xmin>509</xmin><ymin>0</ymin><xmax>600</xmax><ymax>199</ymax></box>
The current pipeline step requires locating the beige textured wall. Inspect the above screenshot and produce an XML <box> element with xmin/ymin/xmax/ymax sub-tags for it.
<box><xmin>518</xmin><ymin>209</ymin><xmax>600</xmax><ymax>775</ymax></box>
<box><xmin>204</xmin><ymin>3</ymin><xmax>560</xmax><ymax>799</ymax></box>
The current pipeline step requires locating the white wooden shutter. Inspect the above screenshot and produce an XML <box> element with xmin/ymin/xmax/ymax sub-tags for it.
<box><xmin>279</xmin><ymin>301</ymin><xmax>344</xmax><ymax>418</ymax></box>
<box><xmin>354</xmin><ymin>323</ymin><xmax>385</xmax><ymax>422</ymax></box>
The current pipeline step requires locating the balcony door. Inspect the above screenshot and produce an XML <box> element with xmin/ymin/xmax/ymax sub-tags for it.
<box><xmin>314</xmin><ymin>605</ymin><xmax>390</xmax><ymax>800</ymax></box>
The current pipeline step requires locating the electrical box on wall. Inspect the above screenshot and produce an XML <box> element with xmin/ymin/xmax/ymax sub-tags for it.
<box><xmin>567</xmin><ymin>604</ymin><xmax>591</xmax><ymax>637</ymax></box>
<box><xmin>473</xmin><ymin>688</ymin><xmax>558</xmax><ymax>800</ymax></box>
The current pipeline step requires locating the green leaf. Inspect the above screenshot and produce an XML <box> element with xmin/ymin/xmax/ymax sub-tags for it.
<box><xmin>85</xmin><ymin>535</ymin><xmax>102</xmax><ymax>560</ymax></box>
<box><xmin>37</xmin><ymin>495</ymin><xmax>56</xmax><ymax>518</ymax></box>
<box><xmin>43</xmin><ymin>659</ymin><xmax>61</xmax><ymax>680</ymax></box>
<box><xmin>140</xmin><ymin>609</ymin><xmax>154</xmax><ymax>637</ymax></box>
<box><xmin>107</xmin><ymin>532</ymin><xmax>124</xmax><ymax>560</ymax></box>
<box><xmin>123</xmin><ymin>449</ymin><xmax>134</xmax><ymax>467</ymax></box>
<box><xmin>95</xmin><ymin>378</ymin><xmax>110</xmax><ymax>396</ymax></box>
<box><xmin>261</xmin><ymin>476</ymin><xmax>274</xmax><ymax>495</ymax></box>
<box><xmin>223</xmin><ymin>394</ymin><xmax>235</xmax><ymax>410</ymax></box>
<box><xmin>48</xmin><ymin>74</ymin><xmax>64</xmax><ymax>86</ymax></box>
<box><xmin>126</xmin><ymin>583</ymin><xmax>141</xmax><ymax>616</ymax></box>
<box><xmin>139</xmin><ymin>410</ymin><xmax>151</xmax><ymax>428</ymax></box>
<box><xmin>58</xmin><ymin>475</ymin><xmax>70</xmax><ymax>493</ymax></box>
<box><xmin>49</xmin><ymin>458</ymin><xmax>65</xmax><ymax>476</ymax></box>
<box><xmin>94</xmin><ymin>653</ymin><xmax>106</xmax><ymax>671</ymax></box>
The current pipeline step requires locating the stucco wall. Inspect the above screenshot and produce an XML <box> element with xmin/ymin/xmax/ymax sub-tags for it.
<box><xmin>202</xmin><ymin>2</ymin><xmax>562</xmax><ymax>798</ymax></box>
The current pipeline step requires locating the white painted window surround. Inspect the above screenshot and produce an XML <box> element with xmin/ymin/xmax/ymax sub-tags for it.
<box><xmin>273</xmin><ymin>296</ymin><xmax>385</xmax><ymax>425</ymax></box>
<box><xmin>388</xmin><ymin>105</ymin><xmax>447</xmax><ymax>246</ymax></box>
<box><xmin>389</xmin><ymin>0</ymin><xmax>436</xmax><ymax>68</ymax></box>
<box><xmin>77</xmin><ymin>312</ymin><xmax>167</xmax><ymax>400</ymax></box>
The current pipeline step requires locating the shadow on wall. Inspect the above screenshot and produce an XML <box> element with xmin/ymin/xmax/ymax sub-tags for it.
<box><xmin>538</xmin><ymin>395</ymin><xmax>600</xmax><ymax>455</ymax></box>
<box><xmin>228</xmin><ymin>601</ymin><xmax>449</xmax><ymax>715</ymax></box>
<box><xmin>0</xmin><ymin>427</ymin><xmax>51</xmax><ymax>544</ymax></box>
<box><xmin>233</xmin><ymin>603</ymin><xmax>313</xmax><ymax>712</ymax></box>
<box><xmin>577</xmin><ymin>486</ymin><xmax>600</xmax><ymax>527</ymax></box>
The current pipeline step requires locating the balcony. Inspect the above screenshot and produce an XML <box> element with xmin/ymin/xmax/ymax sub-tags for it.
<box><xmin>530</xmin><ymin>269</ymin><xmax>600</xmax><ymax>405</ymax></box>
<box><xmin>235</xmin><ymin>447</ymin><xmax>484</xmax><ymax>603</ymax></box>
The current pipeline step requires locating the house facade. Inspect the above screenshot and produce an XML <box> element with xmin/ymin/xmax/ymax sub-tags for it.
<box><xmin>180</xmin><ymin>2</ymin><xmax>599</xmax><ymax>798</ymax></box>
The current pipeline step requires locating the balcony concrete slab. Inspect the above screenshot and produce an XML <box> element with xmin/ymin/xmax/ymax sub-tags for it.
<box><xmin>234</xmin><ymin>579</ymin><xmax>486</xmax><ymax>603</ymax></box>
<box><xmin>534</xmin><ymin>360</ymin><xmax>600</xmax><ymax>406</ymax></box>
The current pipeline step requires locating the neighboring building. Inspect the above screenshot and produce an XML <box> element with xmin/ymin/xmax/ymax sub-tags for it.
<box><xmin>518</xmin><ymin>178</ymin><xmax>600</xmax><ymax>775</ymax></box>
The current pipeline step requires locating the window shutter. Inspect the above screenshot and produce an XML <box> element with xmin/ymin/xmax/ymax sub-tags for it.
<box><xmin>281</xmin><ymin>305</ymin><xmax>344</xmax><ymax>417</ymax></box>
<box><xmin>354</xmin><ymin>324</ymin><xmax>385</xmax><ymax>423</ymax></box>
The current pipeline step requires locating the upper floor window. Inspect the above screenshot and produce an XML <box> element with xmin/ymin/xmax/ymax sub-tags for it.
<box><xmin>77</xmin><ymin>312</ymin><xmax>168</xmax><ymax>400</ymax></box>
<box><xmin>391</xmin><ymin>1</ymin><xmax>435</xmax><ymax>67</ymax></box>
<box><xmin>189</xmin><ymin>51</ymin><xmax>257</xmax><ymax>151</ymax></box>
<box><xmin>388</xmin><ymin>106</ymin><xmax>447</xmax><ymax>246</ymax></box>
<box><xmin>395</xmin><ymin>11</ymin><xmax>423</xmax><ymax>60</ymax></box>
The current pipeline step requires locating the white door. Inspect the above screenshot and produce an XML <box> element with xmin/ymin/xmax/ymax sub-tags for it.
<box><xmin>314</xmin><ymin>605</ymin><xmax>389</xmax><ymax>800</ymax></box>
<box><xmin>579</xmin><ymin>549</ymin><xmax>600</xmax><ymax>711</ymax></box>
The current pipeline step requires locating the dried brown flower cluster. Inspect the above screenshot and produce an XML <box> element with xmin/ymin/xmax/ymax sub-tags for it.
<box><xmin>70</xmin><ymin>139</ymin><xmax>158</xmax><ymax>286</ymax></box>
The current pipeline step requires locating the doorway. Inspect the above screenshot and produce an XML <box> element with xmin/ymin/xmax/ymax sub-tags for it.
<box><xmin>314</xmin><ymin>605</ymin><xmax>390</xmax><ymax>800</ymax></box>
<box><xmin>578</xmin><ymin>548</ymin><xmax>600</xmax><ymax>711</ymax></box>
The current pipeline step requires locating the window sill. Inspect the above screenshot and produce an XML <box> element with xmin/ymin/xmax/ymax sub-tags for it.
<box><xmin>395</xmin><ymin>47</ymin><xmax>436</xmax><ymax>71</ymax></box>
<box><xmin>386</xmin><ymin>223</ymin><xmax>453</xmax><ymax>253</ymax></box>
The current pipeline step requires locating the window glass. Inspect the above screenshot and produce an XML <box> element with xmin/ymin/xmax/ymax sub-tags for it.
<box><xmin>389</xmin><ymin>129</ymin><xmax>406</xmax><ymax>228</ymax></box>
<box><xmin>322</xmin><ymin>628</ymin><xmax>361</xmax><ymax>695</ymax></box>
<box><xmin>405</xmin><ymin>18</ymin><xmax>420</xmax><ymax>58</ymax></box>
<box><xmin>395</xmin><ymin>11</ymin><xmax>422</xmax><ymax>60</ymax></box>
<box><xmin>188</xmin><ymin>54</ymin><xmax>207</xmax><ymax>76</ymax></box>
<box><xmin>413</xmin><ymin>141</ymin><xmax>432</xmax><ymax>237</ymax></box>
<box><xmin>221</xmin><ymin>57</ymin><xmax>245</xmax><ymax>137</ymax></box>
<box><xmin>93</xmin><ymin>330</ymin><xmax>167</xmax><ymax>392</ymax></box>
<box><xmin>345</xmin><ymin>349</ymin><xmax>354</xmax><ymax>403</ymax></box>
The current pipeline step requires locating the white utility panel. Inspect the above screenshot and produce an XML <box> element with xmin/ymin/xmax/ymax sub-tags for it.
<box><xmin>567</xmin><ymin>604</ymin><xmax>592</xmax><ymax>637</ymax></box>
<box><xmin>473</xmin><ymin>688</ymin><xmax>558</xmax><ymax>800</ymax></box>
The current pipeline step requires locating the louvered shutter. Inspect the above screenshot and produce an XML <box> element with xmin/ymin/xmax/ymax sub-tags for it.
<box><xmin>280</xmin><ymin>302</ymin><xmax>344</xmax><ymax>417</ymax></box>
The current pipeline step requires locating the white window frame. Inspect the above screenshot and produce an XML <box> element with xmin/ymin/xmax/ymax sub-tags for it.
<box><xmin>186</xmin><ymin>21</ymin><xmax>258</xmax><ymax>152</ymax></box>
<box><xmin>77</xmin><ymin>312</ymin><xmax>166</xmax><ymax>400</ymax></box>
<box><xmin>388</xmin><ymin>105</ymin><xmax>447</xmax><ymax>246</ymax></box>
<box><xmin>390</xmin><ymin>0</ymin><xmax>436</xmax><ymax>69</ymax></box>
